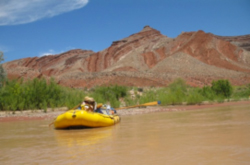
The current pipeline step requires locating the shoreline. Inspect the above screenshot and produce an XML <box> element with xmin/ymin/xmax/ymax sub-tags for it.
<box><xmin>0</xmin><ymin>100</ymin><xmax>249</xmax><ymax>122</ymax></box>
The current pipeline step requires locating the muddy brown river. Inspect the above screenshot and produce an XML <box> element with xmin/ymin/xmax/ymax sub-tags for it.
<box><xmin>1</xmin><ymin>104</ymin><xmax>250</xmax><ymax>165</ymax></box>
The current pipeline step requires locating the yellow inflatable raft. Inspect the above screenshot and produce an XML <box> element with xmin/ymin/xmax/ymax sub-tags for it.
<box><xmin>54</xmin><ymin>109</ymin><xmax>120</xmax><ymax>129</ymax></box>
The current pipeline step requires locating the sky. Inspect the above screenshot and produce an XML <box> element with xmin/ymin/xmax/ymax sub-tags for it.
<box><xmin>0</xmin><ymin>0</ymin><xmax>250</xmax><ymax>63</ymax></box>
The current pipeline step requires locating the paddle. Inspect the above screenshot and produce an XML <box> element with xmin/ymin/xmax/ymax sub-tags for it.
<box><xmin>115</xmin><ymin>101</ymin><xmax>161</xmax><ymax>110</ymax></box>
<box><xmin>72</xmin><ymin>103</ymin><xmax>81</xmax><ymax>110</ymax></box>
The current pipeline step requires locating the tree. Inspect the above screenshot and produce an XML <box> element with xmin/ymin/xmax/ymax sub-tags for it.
<box><xmin>0</xmin><ymin>51</ymin><xmax>6</xmax><ymax>87</ymax></box>
<box><xmin>211</xmin><ymin>79</ymin><xmax>233</xmax><ymax>98</ymax></box>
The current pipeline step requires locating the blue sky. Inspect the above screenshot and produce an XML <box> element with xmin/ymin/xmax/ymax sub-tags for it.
<box><xmin>0</xmin><ymin>0</ymin><xmax>250</xmax><ymax>62</ymax></box>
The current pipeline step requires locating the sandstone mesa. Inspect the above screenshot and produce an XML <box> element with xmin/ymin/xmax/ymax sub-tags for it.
<box><xmin>3</xmin><ymin>26</ymin><xmax>250</xmax><ymax>88</ymax></box>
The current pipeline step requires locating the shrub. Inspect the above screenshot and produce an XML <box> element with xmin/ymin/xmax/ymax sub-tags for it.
<box><xmin>199</xmin><ymin>86</ymin><xmax>216</xmax><ymax>101</ymax></box>
<box><xmin>91</xmin><ymin>85</ymin><xmax>128</xmax><ymax>105</ymax></box>
<box><xmin>167</xmin><ymin>79</ymin><xmax>187</xmax><ymax>105</ymax></box>
<box><xmin>124</xmin><ymin>96</ymin><xmax>139</xmax><ymax>106</ymax></box>
<box><xmin>1</xmin><ymin>77</ymin><xmax>249</xmax><ymax>111</ymax></box>
<box><xmin>156</xmin><ymin>88</ymin><xmax>170</xmax><ymax>106</ymax></box>
<box><xmin>186</xmin><ymin>88</ymin><xmax>204</xmax><ymax>105</ymax></box>
<box><xmin>232</xmin><ymin>84</ymin><xmax>250</xmax><ymax>99</ymax></box>
<box><xmin>139</xmin><ymin>90</ymin><xmax>156</xmax><ymax>104</ymax></box>
<box><xmin>0</xmin><ymin>78</ymin><xmax>86</xmax><ymax>111</ymax></box>
<box><xmin>0</xmin><ymin>51</ymin><xmax>6</xmax><ymax>88</ymax></box>
<box><xmin>109</xmin><ymin>96</ymin><xmax>120</xmax><ymax>108</ymax></box>
<box><xmin>211</xmin><ymin>79</ymin><xmax>233</xmax><ymax>98</ymax></box>
<box><xmin>168</xmin><ymin>78</ymin><xmax>187</xmax><ymax>93</ymax></box>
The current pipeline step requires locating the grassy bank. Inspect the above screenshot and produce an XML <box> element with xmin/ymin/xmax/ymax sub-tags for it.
<box><xmin>0</xmin><ymin>78</ymin><xmax>85</xmax><ymax>111</ymax></box>
<box><xmin>0</xmin><ymin>78</ymin><xmax>250</xmax><ymax>111</ymax></box>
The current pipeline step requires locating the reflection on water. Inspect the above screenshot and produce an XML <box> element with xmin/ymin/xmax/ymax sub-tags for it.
<box><xmin>0</xmin><ymin>103</ymin><xmax>250</xmax><ymax>164</ymax></box>
<box><xmin>54</xmin><ymin>127</ymin><xmax>112</xmax><ymax>147</ymax></box>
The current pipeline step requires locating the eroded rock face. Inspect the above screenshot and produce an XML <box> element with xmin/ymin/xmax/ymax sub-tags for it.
<box><xmin>3</xmin><ymin>26</ymin><xmax>250</xmax><ymax>88</ymax></box>
<box><xmin>173</xmin><ymin>31</ymin><xmax>250</xmax><ymax>73</ymax></box>
<box><xmin>213</xmin><ymin>34</ymin><xmax>250</xmax><ymax>51</ymax></box>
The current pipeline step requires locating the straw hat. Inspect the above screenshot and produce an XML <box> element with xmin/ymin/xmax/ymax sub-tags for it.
<box><xmin>84</xmin><ymin>96</ymin><xmax>90</xmax><ymax>101</ymax></box>
<box><xmin>84</xmin><ymin>96</ymin><xmax>94</xmax><ymax>102</ymax></box>
<box><xmin>88</xmin><ymin>97</ymin><xmax>94</xmax><ymax>102</ymax></box>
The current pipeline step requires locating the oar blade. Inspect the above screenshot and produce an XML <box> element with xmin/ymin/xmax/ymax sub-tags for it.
<box><xmin>142</xmin><ymin>101</ymin><xmax>160</xmax><ymax>106</ymax></box>
<box><xmin>115</xmin><ymin>101</ymin><xmax>161</xmax><ymax>110</ymax></box>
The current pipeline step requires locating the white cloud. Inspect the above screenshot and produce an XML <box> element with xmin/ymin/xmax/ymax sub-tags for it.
<box><xmin>39</xmin><ymin>47</ymin><xmax>76</xmax><ymax>57</ymax></box>
<box><xmin>0</xmin><ymin>0</ymin><xmax>89</xmax><ymax>25</ymax></box>
<box><xmin>39</xmin><ymin>49</ymin><xmax>58</xmax><ymax>57</ymax></box>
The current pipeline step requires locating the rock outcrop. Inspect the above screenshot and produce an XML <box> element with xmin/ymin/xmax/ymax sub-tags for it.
<box><xmin>3</xmin><ymin>26</ymin><xmax>250</xmax><ymax>88</ymax></box>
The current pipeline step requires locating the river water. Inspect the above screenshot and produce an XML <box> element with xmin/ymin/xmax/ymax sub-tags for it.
<box><xmin>1</xmin><ymin>104</ymin><xmax>250</xmax><ymax>165</ymax></box>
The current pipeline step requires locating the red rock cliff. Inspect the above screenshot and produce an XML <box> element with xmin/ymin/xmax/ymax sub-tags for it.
<box><xmin>3</xmin><ymin>26</ymin><xmax>250</xmax><ymax>88</ymax></box>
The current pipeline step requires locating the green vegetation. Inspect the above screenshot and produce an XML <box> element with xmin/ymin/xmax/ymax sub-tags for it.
<box><xmin>211</xmin><ymin>79</ymin><xmax>233</xmax><ymax>98</ymax></box>
<box><xmin>89</xmin><ymin>85</ymin><xmax>128</xmax><ymax>108</ymax></box>
<box><xmin>0</xmin><ymin>51</ymin><xmax>6</xmax><ymax>88</ymax></box>
<box><xmin>0</xmin><ymin>79</ymin><xmax>129</xmax><ymax>111</ymax></box>
<box><xmin>0</xmin><ymin>78</ymin><xmax>85</xmax><ymax>111</ymax></box>
<box><xmin>231</xmin><ymin>84</ymin><xmax>250</xmax><ymax>100</ymax></box>
<box><xmin>120</xmin><ymin>79</ymin><xmax>245</xmax><ymax>106</ymax></box>
<box><xmin>0</xmin><ymin>76</ymin><xmax>249</xmax><ymax>112</ymax></box>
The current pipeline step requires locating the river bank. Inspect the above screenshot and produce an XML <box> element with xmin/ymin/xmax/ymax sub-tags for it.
<box><xmin>0</xmin><ymin>100</ymin><xmax>249</xmax><ymax>122</ymax></box>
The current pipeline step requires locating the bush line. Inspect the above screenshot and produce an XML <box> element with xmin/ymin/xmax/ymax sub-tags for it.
<box><xmin>0</xmin><ymin>78</ymin><xmax>250</xmax><ymax>111</ymax></box>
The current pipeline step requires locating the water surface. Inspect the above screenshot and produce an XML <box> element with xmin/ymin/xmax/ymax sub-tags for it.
<box><xmin>1</xmin><ymin>104</ymin><xmax>250</xmax><ymax>164</ymax></box>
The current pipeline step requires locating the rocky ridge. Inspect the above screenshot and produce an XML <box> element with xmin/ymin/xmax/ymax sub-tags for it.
<box><xmin>3</xmin><ymin>26</ymin><xmax>250</xmax><ymax>87</ymax></box>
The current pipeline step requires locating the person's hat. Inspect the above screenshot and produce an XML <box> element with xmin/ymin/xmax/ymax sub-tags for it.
<box><xmin>97</xmin><ymin>103</ymin><xmax>103</xmax><ymax>108</ymax></box>
<box><xmin>88</xmin><ymin>97</ymin><xmax>94</xmax><ymax>102</ymax></box>
<box><xmin>84</xmin><ymin>96</ymin><xmax>94</xmax><ymax>102</ymax></box>
<box><xmin>84</xmin><ymin>96</ymin><xmax>91</xmax><ymax>101</ymax></box>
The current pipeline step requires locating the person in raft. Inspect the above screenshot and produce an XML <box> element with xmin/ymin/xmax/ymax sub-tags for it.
<box><xmin>81</xmin><ymin>96</ymin><xmax>96</xmax><ymax>112</ymax></box>
<box><xmin>95</xmin><ymin>103</ymin><xmax>117</xmax><ymax>115</ymax></box>
<box><xmin>95</xmin><ymin>103</ymin><xmax>104</xmax><ymax>114</ymax></box>
<box><xmin>80</xmin><ymin>96</ymin><xmax>117</xmax><ymax>115</ymax></box>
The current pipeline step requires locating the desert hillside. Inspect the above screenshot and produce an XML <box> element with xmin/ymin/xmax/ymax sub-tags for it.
<box><xmin>3</xmin><ymin>26</ymin><xmax>250</xmax><ymax>88</ymax></box>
